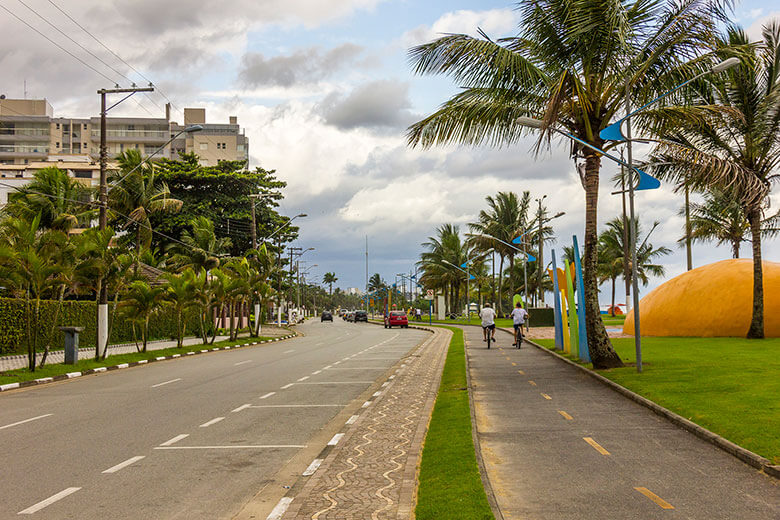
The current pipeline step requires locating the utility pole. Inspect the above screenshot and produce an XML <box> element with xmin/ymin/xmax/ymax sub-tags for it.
<box><xmin>365</xmin><ymin>236</ymin><xmax>369</xmax><ymax>315</ymax></box>
<box><xmin>537</xmin><ymin>196</ymin><xmax>546</xmax><ymax>306</ymax></box>
<box><xmin>250</xmin><ymin>202</ymin><xmax>257</xmax><ymax>250</ymax></box>
<box><xmin>96</xmin><ymin>85</ymin><xmax>153</xmax><ymax>359</ymax></box>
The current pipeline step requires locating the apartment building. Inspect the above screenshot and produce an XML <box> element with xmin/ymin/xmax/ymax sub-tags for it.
<box><xmin>0</xmin><ymin>97</ymin><xmax>249</xmax><ymax>167</ymax></box>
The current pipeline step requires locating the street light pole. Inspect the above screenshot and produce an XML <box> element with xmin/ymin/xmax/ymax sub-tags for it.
<box><xmin>536</xmin><ymin>195</ymin><xmax>546</xmax><ymax>306</ymax></box>
<box><xmin>624</xmin><ymin>83</ymin><xmax>643</xmax><ymax>373</ymax></box>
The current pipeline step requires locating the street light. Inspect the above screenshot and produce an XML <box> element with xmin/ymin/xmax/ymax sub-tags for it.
<box><xmin>268</xmin><ymin>214</ymin><xmax>307</xmax><ymax>326</ymax></box>
<box><xmin>441</xmin><ymin>259</ymin><xmax>476</xmax><ymax>317</ymax></box>
<box><xmin>460</xmin><ymin>248</ymin><xmax>494</xmax><ymax>318</ymax></box>
<box><xmin>249</xmin><ymin>192</ymin><xmax>277</xmax><ymax>250</ymax></box>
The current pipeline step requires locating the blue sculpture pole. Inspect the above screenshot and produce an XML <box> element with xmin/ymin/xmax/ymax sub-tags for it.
<box><xmin>572</xmin><ymin>236</ymin><xmax>590</xmax><ymax>362</ymax></box>
<box><xmin>551</xmin><ymin>250</ymin><xmax>563</xmax><ymax>350</ymax></box>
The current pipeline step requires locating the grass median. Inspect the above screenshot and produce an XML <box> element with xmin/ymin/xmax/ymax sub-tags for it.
<box><xmin>0</xmin><ymin>335</ymin><xmax>277</xmax><ymax>385</ymax></box>
<box><xmin>536</xmin><ymin>336</ymin><xmax>780</xmax><ymax>464</ymax></box>
<box><xmin>416</xmin><ymin>325</ymin><xmax>494</xmax><ymax>520</ymax></box>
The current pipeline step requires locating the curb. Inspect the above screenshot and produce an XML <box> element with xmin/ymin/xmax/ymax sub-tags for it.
<box><xmin>0</xmin><ymin>331</ymin><xmax>299</xmax><ymax>394</ymax></box>
<box><xmin>524</xmin><ymin>337</ymin><xmax>780</xmax><ymax>480</ymax></box>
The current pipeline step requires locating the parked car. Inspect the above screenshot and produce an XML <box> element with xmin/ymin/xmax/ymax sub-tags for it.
<box><xmin>345</xmin><ymin>311</ymin><xmax>355</xmax><ymax>322</ymax></box>
<box><xmin>384</xmin><ymin>311</ymin><xmax>408</xmax><ymax>328</ymax></box>
<box><xmin>354</xmin><ymin>310</ymin><xmax>367</xmax><ymax>322</ymax></box>
<box><xmin>321</xmin><ymin>311</ymin><xmax>333</xmax><ymax>322</ymax></box>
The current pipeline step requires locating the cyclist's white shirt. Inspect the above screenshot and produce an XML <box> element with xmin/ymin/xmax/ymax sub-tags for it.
<box><xmin>479</xmin><ymin>307</ymin><xmax>496</xmax><ymax>326</ymax></box>
<box><xmin>510</xmin><ymin>307</ymin><xmax>528</xmax><ymax>325</ymax></box>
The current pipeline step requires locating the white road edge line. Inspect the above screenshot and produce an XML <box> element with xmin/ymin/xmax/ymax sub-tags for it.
<box><xmin>266</xmin><ymin>497</ymin><xmax>293</xmax><ymax>520</ymax></box>
<box><xmin>302</xmin><ymin>458</ymin><xmax>323</xmax><ymax>476</ymax></box>
<box><xmin>346</xmin><ymin>415</ymin><xmax>359</xmax><ymax>425</ymax></box>
<box><xmin>260</xmin><ymin>392</ymin><xmax>276</xmax><ymax>399</ymax></box>
<box><xmin>328</xmin><ymin>433</ymin><xmax>344</xmax><ymax>446</ymax></box>
<box><xmin>18</xmin><ymin>487</ymin><xmax>81</xmax><ymax>515</ymax></box>
<box><xmin>160</xmin><ymin>434</ymin><xmax>189</xmax><ymax>446</ymax></box>
<box><xmin>0</xmin><ymin>414</ymin><xmax>53</xmax><ymax>431</ymax></box>
<box><xmin>102</xmin><ymin>455</ymin><xmax>145</xmax><ymax>474</ymax></box>
<box><xmin>200</xmin><ymin>417</ymin><xmax>225</xmax><ymax>428</ymax></box>
<box><xmin>151</xmin><ymin>378</ymin><xmax>182</xmax><ymax>388</ymax></box>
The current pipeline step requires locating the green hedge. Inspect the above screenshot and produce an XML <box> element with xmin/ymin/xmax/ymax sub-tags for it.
<box><xmin>0</xmin><ymin>297</ymin><xmax>208</xmax><ymax>355</ymax></box>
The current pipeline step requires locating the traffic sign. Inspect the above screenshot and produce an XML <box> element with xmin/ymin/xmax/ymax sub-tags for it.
<box><xmin>426</xmin><ymin>289</ymin><xmax>434</xmax><ymax>300</ymax></box>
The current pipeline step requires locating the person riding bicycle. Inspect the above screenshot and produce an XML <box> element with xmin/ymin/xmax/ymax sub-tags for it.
<box><xmin>479</xmin><ymin>303</ymin><xmax>497</xmax><ymax>344</ymax></box>
<box><xmin>510</xmin><ymin>301</ymin><xmax>529</xmax><ymax>348</ymax></box>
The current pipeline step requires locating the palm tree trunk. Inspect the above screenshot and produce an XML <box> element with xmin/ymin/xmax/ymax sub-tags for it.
<box><xmin>732</xmin><ymin>239</ymin><xmax>740</xmax><ymax>259</ymax></box>
<box><xmin>583</xmin><ymin>153</ymin><xmax>622</xmax><ymax>368</ymax></box>
<box><xmin>143</xmin><ymin>317</ymin><xmax>149</xmax><ymax>352</ymax></box>
<box><xmin>746</xmin><ymin>206</ymin><xmax>764</xmax><ymax>339</ymax></box>
<box><xmin>610</xmin><ymin>277</ymin><xmax>616</xmax><ymax>317</ymax></box>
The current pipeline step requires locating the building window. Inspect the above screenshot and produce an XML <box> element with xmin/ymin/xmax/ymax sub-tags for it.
<box><xmin>74</xmin><ymin>170</ymin><xmax>92</xmax><ymax>179</ymax></box>
<box><xmin>83</xmin><ymin>124</ymin><xmax>88</xmax><ymax>129</ymax></box>
<box><xmin>237</xmin><ymin>144</ymin><xmax>245</xmax><ymax>151</ymax></box>
<box><xmin>199</xmin><ymin>143</ymin><xmax>208</xmax><ymax>150</ymax></box>
<box><xmin>56</xmin><ymin>142</ymin><xmax>60</xmax><ymax>148</ymax></box>
<box><xmin>56</xmin><ymin>123</ymin><xmax>60</xmax><ymax>130</ymax></box>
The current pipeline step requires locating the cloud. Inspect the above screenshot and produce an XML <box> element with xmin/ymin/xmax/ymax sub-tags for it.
<box><xmin>238</xmin><ymin>44</ymin><xmax>364</xmax><ymax>88</ymax></box>
<box><xmin>401</xmin><ymin>8</ymin><xmax>520</xmax><ymax>47</ymax></box>
<box><xmin>746</xmin><ymin>12</ymin><xmax>780</xmax><ymax>41</ymax></box>
<box><xmin>318</xmin><ymin>80</ymin><xmax>415</xmax><ymax>130</ymax></box>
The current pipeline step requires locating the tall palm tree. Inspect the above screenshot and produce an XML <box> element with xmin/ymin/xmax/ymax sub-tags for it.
<box><xmin>162</xmin><ymin>269</ymin><xmax>197</xmax><ymax>348</ymax></box>
<box><xmin>407</xmin><ymin>0</ymin><xmax>724</xmax><ymax>367</ymax></box>
<box><xmin>120</xmin><ymin>280</ymin><xmax>165</xmax><ymax>353</ymax></box>
<box><xmin>651</xmin><ymin>23</ymin><xmax>780</xmax><ymax>338</ymax></box>
<box><xmin>109</xmin><ymin>149</ymin><xmax>182</xmax><ymax>253</ymax></box>
<box><xmin>418</xmin><ymin>224</ymin><xmax>469</xmax><ymax>315</ymax></box>
<box><xmin>368</xmin><ymin>273</ymin><xmax>385</xmax><ymax>293</ymax></box>
<box><xmin>323</xmin><ymin>272</ymin><xmax>338</xmax><ymax>295</ymax></box>
<box><xmin>167</xmin><ymin>216</ymin><xmax>231</xmax><ymax>272</ymax></box>
<box><xmin>682</xmin><ymin>189</ymin><xmax>780</xmax><ymax>259</ymax></box>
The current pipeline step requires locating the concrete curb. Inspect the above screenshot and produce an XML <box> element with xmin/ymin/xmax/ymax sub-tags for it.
<box><xmin>524</xmin><ymin>337</ymin><xmax>780</xmax><ymax>480</ymax></box>
<box><xmin>0</xmin><ymin>330</ymin><xmax>299</xmax><ymax>394</ymax></box>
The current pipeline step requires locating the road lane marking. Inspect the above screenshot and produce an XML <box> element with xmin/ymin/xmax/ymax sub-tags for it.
<box><xmin>316</xmin><ymin>342</ymin><xmax>324</xmax><ymax>346</ymax></box>
<box><xmin>0</xmin><ymin>414</ymin><xmax>52</xmax><ymax>431</ymax></box>
<box><xmin>541</xmin><ymin>393</ymin><xmax>552</xmax><ymax>400</ymax></box>
<box><xmin>280</xmin><ymin>383</ymin><xmax>294</xmax><ymax>389</ymax></box>
<box><xmin>267</xmin><ymin>497</ymin><xmax>293</xmax><ymax>520</ymax></box>
<box><xmin>234</xmin><ymin>360</ymin><xmax>253</xmax><ymax>366</ymax></box>
<box><xmin>362</xmin><ymin>401</ymin><xmax>371</xmax><ymax>408</ymax></box>
<box><xmin>160</xmin><ymin>434</ymin><xmax>189</xmax><ymax>446</ymax></box>
<box><xmin>284</xmin><ymin>349</ymin><xmax>295</xmax><ymax>354</ymax></box>
<box><xmin>381</xmin><ymin>382</ymin><xmax>389</xmax><ymax>387</ymax></box>
<box><xmin>151</xmin><ymin>378</ymin><xmax>181</xmax><ymax>388</ymax></box>
<box><xmin>583</xmin><ymin>437</ymin><xmax>610</xmax><ymax>455</ymax></box>
<box><xmin>372</xmin><ymin>391</ymin><xmax>382</xmax><ymax>397</ymax></box>
<box><xmin>634</xmin><ymin>487</ymin><xmax>675</xmax><ymax>509</ymax></box>
<box><xmin>18</xmin><ymin>487</ymin><xmax>81</xmax><ymax>514</ymax></box>
<box><xmin>102</xmin><ymin>455</ymin><xmax>145</xmax><ymax>474</ymax></box>
<box><xmin>558</xmin><ymin>410</ymin><xmax>573</xmax><ymax>420</ymax></box>
<box><xmin>303</xmin><ymin>458</ymin><xmax>323</xmax><ymax>476</ymax></box>
<box><xmin>200</xmin><ymin>417</ymin><xmax>225</xmax><ymax>428</ymax></box>
<box><xmin>232</xmin><ymin>404</ymin><xmax>252</xmax><ymax>413</ymax></box>
<box><xmin>346</xmin><ymin>415</ymin><xmax>359</xmax><ymax>425</ymax></box>
<box><xmin>296</xmin><ymin>381</ymin><xmax>373</xmax><ymax>384</ymax></box>
<box><xmin>528</xmin><ymin>380</ymin><xmax>537</xmax><ymax>386</ymax></box>
<box><xmin>250</xmin><ymin>404</ymin><xmax>343</xmax><ymax>408</ymax></box>
<box><xmin>328</xmin><ymin>433</ymin><xmax>344</xmax><ymax>445</ymax></box>
<box><xmin>297</xmin><ymin>376</ymin><xmax>310</xmax><ymax>382</ymax></box>
<box><xmin>326</xmin><ymin>367</ymin><xmax>386</xmax><ymax>370</ymax></box>
<box><xmin>312</xmin><ymin>370</ymin><xmax>322</xmax><ymax>375</ymax></box>
<box><xmin>323</xmin><ymin>365</ymin><xmax>332</xmax><ymax>370</ymax></box>
<box><xmin>333</xmin><ymin>361</ymin><xmax>341</xmax><ymax>365</ymax></box>
<box><xmin>156</xmin><ymin>445</ymin><xmax>305</xmax><ymax>450</ymax></box>
<box><xmin>260</xmin><ymin>392</ymin><xmax>276</xmax><ymax>399</ymax></box>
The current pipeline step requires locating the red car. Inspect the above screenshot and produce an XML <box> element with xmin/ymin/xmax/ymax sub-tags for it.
<box><xmin>384</xmin><ymin>311</ymin><xmax>408</xmax><ymax>328</ymax></box>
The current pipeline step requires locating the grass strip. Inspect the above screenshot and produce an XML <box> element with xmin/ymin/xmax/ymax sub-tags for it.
<box><xmin>416</xmin><ymin>326</ymin><xmax>494</xmax><ymax>520</ymax></box>
<box><xmin>0</xmin><ymin>335</ymin><xmax>278</xmax><ymax>384</ymax></box>
<box><xmin>535</xmin><ymin>336</ymin><xmax>780</xmax><ymax>464</ymax></box>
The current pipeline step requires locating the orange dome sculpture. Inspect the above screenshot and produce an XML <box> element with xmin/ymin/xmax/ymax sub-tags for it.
<box><xmin>623</xmin><ymin>259</ymin><xmax>780</xmax><ymax>337</ymax></box>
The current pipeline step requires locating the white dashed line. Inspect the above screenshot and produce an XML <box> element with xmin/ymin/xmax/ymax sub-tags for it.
<box><xmin>160</xmin><ymin>434</ymin><xmax>189</xmax><ymax>446</ymax></box>
<box><xmin>280</xmin><ymin>383</ymin><xmax>294</xmax><ymax>390</ymax></box>
<box><xmin>297</xmin><ymin>376</ymin><xmax>310</xmax><ymax>382</ymax></box>
<box><xmin>328</xmin><ymin>433</ymin><xmax>344</xmax><ymax>445</ymax></box>
<box><xmin>260</xmin><ymin>392</ymin><xmax>276</xmax><ymax>399</ymax></box>
<box><xmin>266</xmin><ymin>497</ymin><xmax>293</xmax><ymax>520</ymax></box>
<box><xmin>234</xmin><ymin>360</ymin><xmax>253</xmax><ymax>366</ymax></box>
<box><xmin>151</xmin><ymin>378</ymin><xmax>182</xmax><ymax>388</ymax></box>
<box><xmin>283</xmin><ymin>349</ymin><xmax>295</xmax><ymax>354</ymax></box>
<box><xmin>0</xmin><ymin>414</ymin><xmax>52</xmax><ymax>431</ymax></box>
<box><xmin>303</xmin><ymin>458</ymin><xmax>323</xmax><ymax>476</ymax></box>
<box><xmin>312</xmin><ymin>370</ymin><xmax>322</xmax><ymax>375</ymax></box>
<box><xmin>18</xmin><ymin>487</ymin><xmax>81</xmax><ymax>514</ymax></box>
<box><xmin>232</xmin><ymin>404</ymin><xmax>252</xmax><ymax>413</ymax></box>
<box><xmin>102</xmin><ymin>455</ymin><xmax>145</xmax><ymax>474</ymax></box>
<box><xmin>200</xmin><ymin>417</ymin><xmax>225</xmax><ymax>428</ymax></box>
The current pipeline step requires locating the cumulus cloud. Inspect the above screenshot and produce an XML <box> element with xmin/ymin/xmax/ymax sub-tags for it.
<box><xmin>401</xmin><ymin>8</ymin><xmax>520</xmax><ymax>47</ymax></box>
<box><xmin>318</xmin><ymin>80</ymin><xmax>415</xmax><ymax>130</ymax></box>
<box><xmin>238</xmin><ymin>44</ymin><xmax>364</xmax><ymax>88</ymax></box>
<box><xmin>746</xmin><ymin>12</ymin><xmax>780</xmax><ymax>42</ymax></box>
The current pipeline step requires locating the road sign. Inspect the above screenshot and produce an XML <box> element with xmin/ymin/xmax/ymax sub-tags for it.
<box><xmin>426</xmin><ymin>289</ymin><xmax>434</xmax><ymax>300</ymax></box>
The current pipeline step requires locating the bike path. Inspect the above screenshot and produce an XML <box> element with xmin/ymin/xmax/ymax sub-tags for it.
<box><xmin>462</xmin><ymin>326</ymin><xmax>779</xmax><ymax>519</ymax></box>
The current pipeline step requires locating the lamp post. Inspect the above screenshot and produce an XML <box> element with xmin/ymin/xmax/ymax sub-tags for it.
<box><xmin>598</xmin><ymin>57</ymin><xmax>740</xmax><ymax>373</ymax></box>
<box><xmin>249</xmin><ymin>192</ymin><xmax>275</xmax><ymax>250</ymax></box>
<box><xmin>460</xmin><ymin>248</ymin><xmax>494</xmax><ymax>318</ymax></box>
<box><xmin>265</xmin><ymin>213</ymin><xmax>307</xmax><ymax>325</ymax></box>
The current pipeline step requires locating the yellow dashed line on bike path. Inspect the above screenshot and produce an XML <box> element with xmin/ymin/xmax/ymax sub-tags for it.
<box><xmin>634</xmin><ymin>487</ymin><xmax>675</xmax><ymax>509</ymax></box>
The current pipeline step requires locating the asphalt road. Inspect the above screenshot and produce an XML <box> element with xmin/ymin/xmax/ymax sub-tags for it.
<box><xmin>0</xmin><ymin>319</ymin><xmax>427</xmax><ymax>519</ymax></box>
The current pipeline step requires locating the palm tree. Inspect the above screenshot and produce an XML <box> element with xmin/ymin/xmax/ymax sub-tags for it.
<box><xmin>4</xmin><ymin>167</ymin><xmax>92</xmax><ymax>233</ymax></box>
<box><xmin>682</xmin><ymin>189</ymin><xmax>780</xmax><ymax>259</ymax></box>
<box><xmin>323</xmin><ymin>272</ymin><xmax>338</xmax><ymax>295</ymax></box>
<box><xmin>407</xmin><ymin>0</ymin><xmax>724</xmax><ymax>367</ymax></box>
<box><xmin>120</xmin><ymin>280</ymin><xmax>165</xmax><ymax>353</ymax></box>
<box><xmin>162</xmin><ymin>269</ymin><xmax>197</xmax><ymax>348</ymax></box>
<box><xmin>167</xmin><ymin>216</ymin><xmax>231</xmax><ymax>272</ymax></box>
<box><xmin>109</xmin><ymin>149</ymin><xmax>182</xmax><ymax>253</ymax></box>
<box><xmin>651</xmin><ymin>23</ymin><xmax>780</xmax><ymax>338</ymax></box>
<box><xmin>418</xmin><ymin>224</ymin><xmax>468</xmax><ymax>315</ymax></box>
<box><xmin>368</xmin><ymin>273</ymin><xmax>385</xmax><ymax>293</ymax></box>
<box><xmin>467</xmin><ymin>191</ymin><xmax>531</xmax><ymax>314</ymax></box>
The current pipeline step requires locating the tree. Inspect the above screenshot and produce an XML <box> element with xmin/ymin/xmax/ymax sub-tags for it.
<box><xmin>119</xmin><ymin>280</ymin><xmax>165</xmax><ymax>353</ymax></box>
<box><xmin>323</xmin><ymin>272</ymin><xmax>338</xmax><ymax>295</ymax></box>
<box><xmin>368</xmin><ymin>273</ymin><xmax>386</xmax><ymax>293</ymax></box>
<box><xmin>407</xmin><ymin>0</ymin><xmax>724</xmax><ymax>367</ymax></box>
<box><xmin>167</xmin><ymin>216</ymin><xmax>231</xmax><ymax>272</ymax></box>
<box><xmin>4</xmin><ymin>166</ymin><xmax>92</xmax><ymax>233</ymax></box>
<box><xmin>651</xmin><ymin>23</ymin><xmax>780</xmax><ymax>338</ymax></box>
<box><xmin>418</xmin><ymin>224</ymin><xmax>469</xmax><ymax>315</ymax></box>
<box><xmin>162</xmin><ymin>269</ymin><xmax>197</xmax><ymax>348</ymax></box>
<box><xmin>109</xmin><ymin>149</ymin><xmax>182</xmax><ymax>254</ymax></box>
<box><xmin>683</xmin><ymin>189</ymin><xmax>780</xmax><ymax>259</ymax></box>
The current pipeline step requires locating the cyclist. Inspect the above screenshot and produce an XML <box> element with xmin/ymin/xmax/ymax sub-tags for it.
<box><xmin>510</xmin><ymin>301</ymin><xmax>529</xmax><ymax>348</ymax></box>
<box><xmin>479</xmin><ymin>303</ymin><xmax>497</xmax><ymax>344</ymax></box>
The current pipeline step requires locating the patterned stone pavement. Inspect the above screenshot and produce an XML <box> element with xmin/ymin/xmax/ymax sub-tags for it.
<box><xmin>282</xmin><ymin>326</ymin><xmax>451</xmax><ymax>520</ymax></box>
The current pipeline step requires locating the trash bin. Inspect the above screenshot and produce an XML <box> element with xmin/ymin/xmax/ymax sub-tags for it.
<box><xmin>59</xmin><ymin>326</ymin><xmax>84</xmax><ymax>365</ymax></box>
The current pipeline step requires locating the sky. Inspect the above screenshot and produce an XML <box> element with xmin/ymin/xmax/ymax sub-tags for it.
<box><xmin>1</xmin><ymin>0</ymin><xmax>779</xmax><ymax>304</ymax></box>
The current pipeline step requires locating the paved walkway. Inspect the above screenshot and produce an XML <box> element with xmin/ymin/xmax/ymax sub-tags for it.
<box><xmin>281</xmin><ymin>327</ymin><xmax>450</xmax><ymax>519</ymax></box>
<box><xmin>464</xmin><ymin>326</ymin><xmax>779</xmax><ymax>519</ymax></box>
<box><xmin>0</xmin><ymin>325</ymin><xmax>291</xmax><ymax>372</ymax></box>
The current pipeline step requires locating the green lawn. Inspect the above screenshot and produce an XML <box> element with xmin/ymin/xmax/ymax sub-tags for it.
<box><xmin>0</xmin><ymin>336</ymin><xmax>276</xmax><ymax>385</ymax></box>
<box><xmin>416</xmin><ymin>326</ymin><xmax>494</xmax><ymax>520</ymax></box>
<box><xmin>536</xmin><ymin>336</ymin><xmax>780</xmax><ymax>464</ymax></box>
